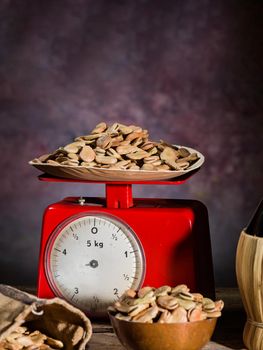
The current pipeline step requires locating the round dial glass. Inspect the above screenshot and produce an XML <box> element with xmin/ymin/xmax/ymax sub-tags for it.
<box><xmin>45</xmin><ymin>213</ymin><xmax>145</xmax><ymax>313</ymax></box>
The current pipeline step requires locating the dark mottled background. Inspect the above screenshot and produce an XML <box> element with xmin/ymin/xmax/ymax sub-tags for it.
<box><xmin>0</xmin><ymin>0</ymin><xmax>262</xmax><ymax>287</ymax></box>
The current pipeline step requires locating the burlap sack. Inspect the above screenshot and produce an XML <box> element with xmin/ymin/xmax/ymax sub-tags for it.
<box><xmin>0</xmin><ymin>285</ymin><xmax>92</xmax><ymax>350</ymax></box>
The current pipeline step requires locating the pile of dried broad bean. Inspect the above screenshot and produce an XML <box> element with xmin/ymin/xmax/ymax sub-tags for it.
<box><xmin>0</xmin><ymin>326</ymin><xmax>63</xmax><ymax>350</ymax></box>
<box><xmin>32</xmin><ymin>122</ymin><xmax>199</xmax><ymax>171</ymax></box>
<box><xmin>108</xmin><ymin>284</ymin><xmax>224</xmax><ymax>323</ymax></box>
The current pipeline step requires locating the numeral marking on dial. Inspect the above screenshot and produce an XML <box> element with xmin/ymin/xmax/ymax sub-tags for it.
<box><xmin>123</xmin><ymin>274</ymin><xmax>129</xmax><ymax>281</ymax></box>
<box><xmin>91</xmin><ymin>227</ymin><xmax>98</xmax><ymax>234</ymax></box>
<box><xmin>93</xmin><ymin>296</ymin><xmax>99</xmax><ymax>303</ymax></box>
<box><xmin>113</xmin><ymin>288</ymin><xmax>119</xmax><ymax>298</ymax></box>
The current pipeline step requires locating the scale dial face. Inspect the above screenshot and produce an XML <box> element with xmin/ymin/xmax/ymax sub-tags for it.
<box><xmin>45</xmin><ymin>213</ymin><xmax>145</xmax><ymax>314</ymax></box>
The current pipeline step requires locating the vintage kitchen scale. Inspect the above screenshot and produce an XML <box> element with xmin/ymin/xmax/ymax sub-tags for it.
<box><xmin>36</xmin><ymin>171</ymin><xmax>215</xmax><ymax>317</ymax></box>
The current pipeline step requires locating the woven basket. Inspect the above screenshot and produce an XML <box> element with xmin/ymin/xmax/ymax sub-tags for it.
<box><xmin>236</xmin><ymin>230</ymin><xmax>263</xmax><ymax>350</ymax></box>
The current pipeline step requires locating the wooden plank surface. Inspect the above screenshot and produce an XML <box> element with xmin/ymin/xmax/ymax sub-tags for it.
<box><xmin>212</xmin><ymin>288</ymin><xmax>246</xmax><ymax>349</ymax></box>
<box><xmin>87</xmin><ymin>332</ymin><xmax>242</xmax><ymax>350</ymax></box>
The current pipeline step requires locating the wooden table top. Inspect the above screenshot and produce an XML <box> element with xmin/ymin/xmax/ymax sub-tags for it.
<box><xmin>19</xmin><ymin>287</ymin><xmax>246</xmax><ymax>350</ymax></box>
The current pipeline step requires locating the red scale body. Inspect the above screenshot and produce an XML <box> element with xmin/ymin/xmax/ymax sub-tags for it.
<box><xmin>37</xmin><ymin>176</ymin><xmax>215</xmax><ymax>301</ymax></box>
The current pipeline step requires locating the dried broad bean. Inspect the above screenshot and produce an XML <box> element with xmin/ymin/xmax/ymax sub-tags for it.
<box><xmin>0</xmin><ymin>326</ymin><xmax>64</xmax><ymax>350</ymax></box>
<box><xmin>109</xmin><ymin>283</ymin><xmax>223</xmax><ymax>324</ymax></box>
<box><xmin>35</xmin><ymin>122</ymin><xmax>200</xmax><ymax>172</ymax></box>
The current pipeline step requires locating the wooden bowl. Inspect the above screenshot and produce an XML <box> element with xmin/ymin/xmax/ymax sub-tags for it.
<box><xmin>109</xmin><ymin>313</ymin><xmax>217</xmax><ymax>350</ymax></box>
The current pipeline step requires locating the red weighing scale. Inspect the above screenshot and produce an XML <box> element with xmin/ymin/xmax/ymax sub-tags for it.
<box><xmin>37</xmin><ymin>173</ymin><xmax>214</xmax><ymax>316</ymax></box>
